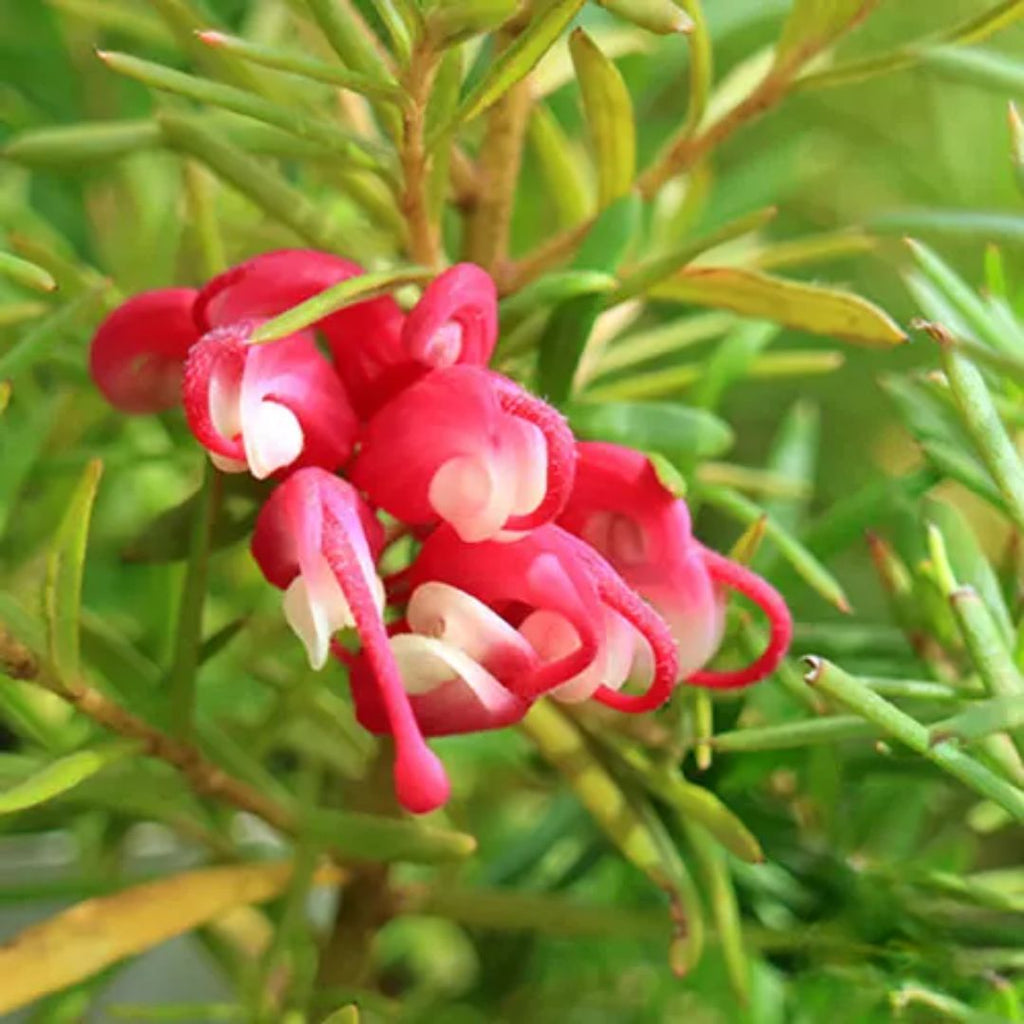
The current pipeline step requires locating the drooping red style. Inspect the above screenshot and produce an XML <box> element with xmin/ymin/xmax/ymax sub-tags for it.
<box><xmin>251</xmin><ymin>468</ymin><xmax>450</xmax><ymax>814</ymax></box>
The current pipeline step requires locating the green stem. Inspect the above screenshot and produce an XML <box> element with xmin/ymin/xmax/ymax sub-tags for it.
<box><xmin>168</xmin><ymin>463</ymin><xmax>221</xmax><ymax>739</ymax></box>
<box><xmin>804</xmin><ymin>658</ymin><xmax>1024</xmax><ymax>821</ymax></box>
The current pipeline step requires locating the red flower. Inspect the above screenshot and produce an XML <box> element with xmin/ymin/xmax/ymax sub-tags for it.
<box><xmin>89</xmin><ymin>289</ymin><xmax>200</xmax><ymax>413</ymax></box>
<box><xmin>182</xmin><ymin>322</ymin><xmax>357</xmax><ymax>479</ymax></box>
<box><xmin>559</xmin><ymin>442</ymin><xmax>792</xmax><ymax>689</ymax></box>
<box><xmin>252</xmin><ymin>468</ymin><xmax>449</xmax><ymax>814</ymax></box>
<box><xmin>351</xmin><ymin>366</ymin><xmax>575</xmax><ymax>542</ymax></box>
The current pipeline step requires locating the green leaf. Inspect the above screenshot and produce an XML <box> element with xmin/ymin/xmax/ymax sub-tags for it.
<box><xmin>597</xmin><ymin>738</ymin><xmax>763</xmax><ymax>862</ymax></box>
<box><xmin>872</xmin><ymin>209</ymin><xmax>1024</xmax><ymax>245</ymax></box>
<box><xmin>527</xmin><ymin>104</ymin><xmax>593</xmax><ymax>228</ymax></box>
<box><xmin>302</xmin><ymin>0</ymin><xmax>397</xmax><ymax>88</ymax></box>
<box><xmin>1011</xmin><ymin>103</ymin><xmax>1024</xmax><ymax>196</ymax></box>
<box><xmin>932</xmin><ymin>697</ymin><xmax>1024</xmax><ymax>747</ymax></box>
<box><xmin>775</xmin><ymin>0</ymin><xmax>878</xmax><ymax>68</ymax></box>
<box><xmin>98</xmin><ymin>52</ymin><xmax>387</xmax><ymax>173</ymax></box>
<box><xmin>612</xmin><ymin>207</ymin><xmax>777</xmax><ymax>305</ymax></box>
<box><xmin>121</xmin><ymin>473</ymin><xmax>259</xmax><ymax>564</ymax></box>
<box><xmin>537</xmin><ymin>193</ymin><xmax>641</xmax><ymax>404</ymax></box>
<box><xmin>0</xmin><ymin>286</ymin><xmax>107</xmax><ymax>380</ymax></box>
<box><xmin>651</xmin><ymin>266</ymin><xmax>907</xmax><ymax>347</ymax></box>
<box><xmin>45</xmin><ymin>460</ymin><xmax>103</xmax><ymax>681</ymax></box>
<box><xmin>457</xmin><ymin>0</ymin><xmax>587</xmax><ymax>123</ymax></box>
<box><xmin>567</xmin><ymin>400</ymin><xmax>734</xmax><ymax>459</ymax></box>
<box><xmin>930</xmin><ymin>327</ymin><xmax>1024</xmax><ymax>533</ymax></box>
<box><xmin>906</xmin><ymin>239</ymin><xmax>1021</xmax><ymax>356</ymax></box>
<box><xmin>804</xmin><ymin>658</ymin><xmax>1024</xmax><ymax>821</ymax></box>
<box><xmin>569</xmin><ymin>29</ymin><xmax>635</xmax><ymax>208</ymax></box>
<box><xmin>252</xmin><ymin>268</ymin><xmax>432</xmax><ymax>343</ymax></box>
<box><xmin>499</xmin><ymin>270</ymin><xmax>617</xmax><ymax>322</ymax></box>
<box><xmin>922</xmin><ymin>45</ymin><xmax>1024</xmax><ymax>92</ymax></box>
<box><xmin>425</xmin><ymin>0</ymin><xmax>519</xmax><ymax>45</ymax></box>
<box><xmin>586</xmin><ymin>349</ymin><xmax>843</xmax><ymax>401</ymax></box>
<box><xmin>595</xmin><ymin>312</ymin><xmax>734</xmax><ymax>379</ymax></box>
<box><xmin>147</xmin><ymin>0</ymin><xmax>277</xmax><ymax>96</ymax></box>
<box><xmin>158</xmin><ymin>114</ymin><xmax>356</xmax><ymax>254</ymax></box>
<box><xmin>167</xmin><ymin>464</ymin><xmax>221</xmax><ymax>739</ymax></box>
<box><xmin>595</xmin><ymin>0</ymin><xmax>692</xmax><ymax>35</ymax></box>
<box><xmin>798</xmin><ymin>0</ymin><xmax>1024</xmax><ymax>90</ymax></box>
<box><xmin>0</xmin><ymin>252</ymin><xmax>57</xmax><ymax>293</ymax></box>
<box><xmin>321</xmin><ymin>1007</ymin><xmax>360</xmax><ymax>1024</ymax></box>
<box><xmin>0</xmin><ymin>744</ymin><xmax>133</xmax><ymax>815</ymax></box>
<box><xmin>50</xmin><ymin>0</ymin><xmax>175</xmax><ymax>48</ymax></box>
<box><xmin>520</xmin><ymin>701</ymin><xmax>703</xmax><ymax>975</ymax></box>
<box><xmin>195</xmin><ymin>32</ymin><xmax>404</xmax><ymax>102</ymax></box>
<box><xmin>689</xmin><ymin>319</ymin><xmax>777</xmax><ymax>410</ymax></box>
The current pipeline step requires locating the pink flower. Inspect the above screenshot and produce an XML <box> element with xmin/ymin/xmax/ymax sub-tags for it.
<box><xmin>350</xmin><ymin>366</ymin><xmax>576</xmax><ymax>542</ymax></box>
<box><xmin>401</xmin><ymin>263</ymin><xmax>497</xmax><ymax>370</ymax></box>
<box><xmin>559</xmin><ymin>442</ymin><xmax>792</xmax><ymax>690</ymax></box>
<box><xmin>195</xmin><ymin>249</ymin><xmax>407</xmax><ymax>418</ymax></box>
<box><xmin>251</xmin><ymin>468</ymin><xmax>449</xmax><ymax>814</ymax></box>
<box><xmin>89</xmin><ymin>289</ymin><xmax>201</xmax><ymax>413</ymax></box>
<box><xmin>406</xmin><ymin>525</ymin><xmax>679</xmax><ymax>711</ymax></box>
<box><xmin>182</xmin><ymin>322</ymin><xmax>357</xmax><ymax>479</ymax></box>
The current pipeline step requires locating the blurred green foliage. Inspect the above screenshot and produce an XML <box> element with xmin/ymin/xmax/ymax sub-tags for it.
<box><xmin>1</xmin><ymin>0</ymin><xmax>1023</xmax><ymax>1021</ymax></box>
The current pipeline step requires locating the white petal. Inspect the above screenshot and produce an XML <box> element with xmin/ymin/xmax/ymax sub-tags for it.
<box><xmin>519</xmin><ymin>607</ymin><xmax>637</xmax><ymax>703</ymax></box>
<box><xmin>281</xmin><ymin>556</ymin><xmax>354</xmax><ymax>671</ymax></box>
<box><xmin>421</xmin><ymin>321</ymin><xmax>463</xmax><ymax>367</ymax></box>
<box><xmin>243</xmin><ymin>399</ymin><xmax>304</xmax><ymax>479</ymax></box>
<box><xmin>501</xmin><ymin>418</ymin><xmax>548</xmax><ymax>517</ymax></box>
<box><xmin>390</xmin><ymin>633</ymin><xmax>510</xmax><ymax>711</ymax></box>
<box><xmin>407</xmin><ymin>582</ymin><xmax>534</xmax><ymax>666</ymax></box>
<box><xmin>428</xmin><ymin>454</ymin><xmax>512</xmax><ymax>543</ymax></box>
<box><xmin>208</xmin><ymin>362</ymin><xmax>243</xmax><ymax>439</ymax></box>
<box><xmin>208</xmin><ymin>451</ymin><xmax>248</xmax><ymax>474</ymax></box>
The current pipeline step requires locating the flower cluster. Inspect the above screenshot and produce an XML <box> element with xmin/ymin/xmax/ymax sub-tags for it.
<box><xmin>89</xmin><ymin>250</ymin><xmax>792</xmax><ymax>814</ymax></box>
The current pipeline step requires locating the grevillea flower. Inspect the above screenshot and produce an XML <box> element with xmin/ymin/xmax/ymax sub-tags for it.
<box><xmin>559</xmin><ymin>442</ymin><xmax>792</xmax><ymax>690</ymax></box>
<box><xmin>350</xmin><ymin>366</ymin><xmax>576</xmax><ymax>542</ymax></box>
<box><xmin>251</xmin><ymin>467</ymin><xmax>449</xmax><ymax>814</ymax></box>
<box><xmin>401</xmin><ymin>263</ymin><xmax>497</xmax><ymax>370</ymax></box>
<box><xmin>89</xmin><ymin>289</ymin><xmax>201</xmax><ymax>413</ymax></box>
<box><xmin>404</xmin><ymin>525</ymin><xmax>679</xmax><ymax>710</ymax></box>
<box><xmin>194</xmin><ymin>248</ymin><xmax>407</xmax><ymax>418</ymax></box>
<box><xmin>182</xmin><ymin>322</ymin><xmax>357</xmax><ymax>479</ymax></box>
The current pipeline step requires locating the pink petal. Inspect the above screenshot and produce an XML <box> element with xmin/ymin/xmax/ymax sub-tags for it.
<box><xmin>350</xmin><ymin>633</ymin><xmax>529</xmax><ymax>737</ymax></box>
<box><xmin>194</xmin><ymin>248</ymin><xmax>406</xmax><ymax>418</ymax></box>
<box><xmin>402</xmin><ymin>263</ymin><xmax>497</xmax><ymax>369</ymax></box>
<box><xmin>89</xmin><ymin>288</ymin><xmax>200</xmax><ymax>413</ymax></box>
<box><xmin>351</xmin><ymin>367</ymin><xmax>567</xmax><ymax>541</ymax></box>
<box><xmin>252</xmin><ymin>470</ymin><xmax>448</xmax><ymax>813</ymax></box>
<box><xmin>183</xmin><ymin>323</ymin><xmax>357</xmax><ymax>477</ymax></box>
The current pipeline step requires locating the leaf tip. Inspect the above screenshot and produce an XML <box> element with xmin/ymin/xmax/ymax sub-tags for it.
<box><xmin>195</xmin><ymin>29</ymin><xmax>225</xmax><ymax>48</ymax></box>
<box><xmin>802</xmin><ymin>655</ymin><xmax>824</xmax><ymax>685</ymax></box>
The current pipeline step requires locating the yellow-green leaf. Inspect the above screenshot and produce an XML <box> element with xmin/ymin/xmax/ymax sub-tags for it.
<box><xmin>0</xmin><ymin>252</ymin><xmax>57</xmax><ymax>293</ymax></box>
<box><xmin>596</xmin><ymin>0</ymin><xmax>692</xmax><ymax>35</ymax></box>
<box><xmin>569</xmin><ymin>29</ymin><xmax>635</xmax><ymax>207</ymax></box>
<box><xmin>776</xmin><ymin>0</ymin><xmax>879</xmax><ymax>68</ymax></box>
<box><xmin>45</xmin><ymin>459</ymin><xmax>103</xmax><ymax>681</ymax></box>
<box><xmin>651</xmin><ymin>267</ymin><xmax>907</xmax><ymax>347</ymax></box>
<box><xmin>426</xmin><ymin>0</ymin><xmax>519</xmax><ymax>45</ymax></box>
<box><xmin>0</xmin><ymin>861</ymin><xmax>343</xmax><ymax>1013</ymax></box>
<box><xmin>0</xmin><ymin>744</ymin><xmax>133</xmax><ymax>815</ymax></box>
<box><xmin>457</xmin><ymin>0</ymin><xmax>587</xmax><ymax>123</ymax></box>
